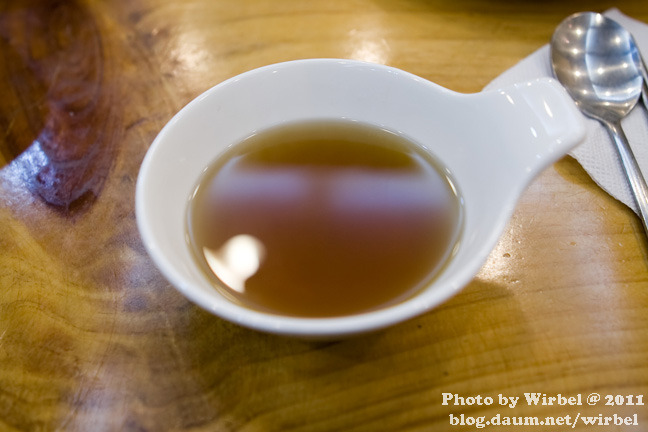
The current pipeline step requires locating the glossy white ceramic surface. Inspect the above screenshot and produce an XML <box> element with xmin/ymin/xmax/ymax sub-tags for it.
<box><xmin>136</xmin><ymin>59</ymin><xmax>585</xmax><ymax>338</ymax></box>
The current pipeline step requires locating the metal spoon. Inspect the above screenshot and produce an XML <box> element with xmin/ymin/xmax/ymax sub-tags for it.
<box><xmin>551</xmin><ymin>11</ymin><xmax>648</xmax><ymax>234</ymax></box>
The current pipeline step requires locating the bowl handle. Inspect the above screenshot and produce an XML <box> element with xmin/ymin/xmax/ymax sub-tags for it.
<box><xmin>482</xmin><ymin>78</ymin><xmax>586</xmax><ymax>181</ymax></box>
<box><xmin>443</xmin><ymin>79</ymin><xmax>586</xmax><ymax>289</ymax></box>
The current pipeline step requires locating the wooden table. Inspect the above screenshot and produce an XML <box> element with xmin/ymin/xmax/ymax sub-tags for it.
<box><xmin>1</xmin><ymin>1</ymin><xmax>647</xmax><ymax>430</ymax></box>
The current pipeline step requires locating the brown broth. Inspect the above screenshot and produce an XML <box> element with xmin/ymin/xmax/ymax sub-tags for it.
<box><xmin>187</xmin><ymin>120</ymin><xmax>462</xmax><ymax>317</ymax></box>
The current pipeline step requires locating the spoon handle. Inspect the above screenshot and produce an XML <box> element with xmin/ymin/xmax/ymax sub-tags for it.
<box><xmin>606</xmin><ymin>120</ymin><xmax>648</xmax><ymax>234</ymax></box>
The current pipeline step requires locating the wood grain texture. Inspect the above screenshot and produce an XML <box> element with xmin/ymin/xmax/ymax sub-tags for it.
<box><xmin>0</xmin><ymin>0</ymin><xmax>647</xmax><ymax>430</ymax></box>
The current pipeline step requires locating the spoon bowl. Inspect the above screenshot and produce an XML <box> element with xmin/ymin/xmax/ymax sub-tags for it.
<box><xmin>551</xmin><ymin>12</ymin><xmax>643</xmax><ymax>122</ymax></box>
<box><xmin>551</xmin><ymin>12</ymin><xmax>648</xmax><ymax>235</ymax></box>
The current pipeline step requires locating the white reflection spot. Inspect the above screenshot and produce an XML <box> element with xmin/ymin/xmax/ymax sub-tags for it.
<box><xmin>203</xmin><ymin>234</ymin><xmax>266</xmax><ymax>293</ymax></box>
<box><xmin>543</xmin><ymin>100</ymin><xmax>554</xmax><ymax>118</ymax></box>
<box><xmin>347</xmin><ymin>22</ymin><xmax>390</xmax><ymax>64</ymax></box>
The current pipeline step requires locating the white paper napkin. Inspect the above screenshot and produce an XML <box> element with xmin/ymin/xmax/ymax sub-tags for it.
<box><xmin>484</xmin><ymin>8</ymin><xmax>648</xmax><ymax>215</ymax></box>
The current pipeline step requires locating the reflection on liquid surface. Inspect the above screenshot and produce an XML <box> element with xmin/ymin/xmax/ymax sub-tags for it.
<box><xmin>203</xmin><ymin>234</ymin><xmax>266</xmax><ymax>293</ymax></box>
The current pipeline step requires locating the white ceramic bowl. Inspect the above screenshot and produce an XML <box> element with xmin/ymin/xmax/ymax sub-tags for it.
<box><xmin>136</xmin><ymin>59</ymin><xmax>584</xmax><ymax>338</ymax></box>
